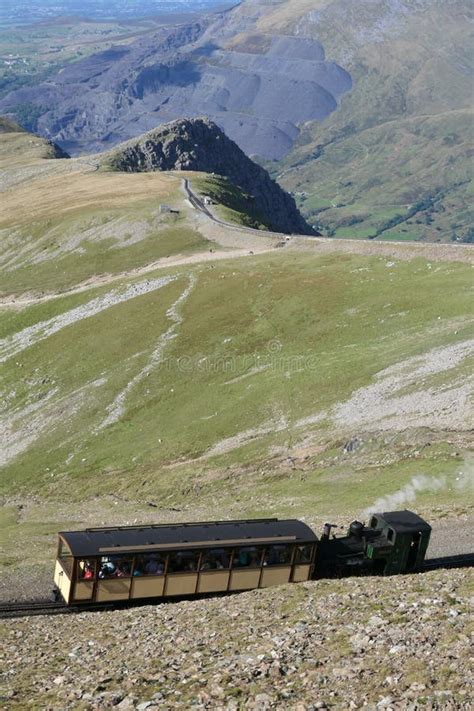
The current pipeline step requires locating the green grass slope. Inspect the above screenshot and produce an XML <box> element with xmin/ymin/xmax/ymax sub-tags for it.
<box><xmin>0</xmin><ymin>130</ymin><xmax>213</xmax><ymax>295</ymax></box>
<box><xmin>192</xmin><ymin>174</ymin><xmax>271</xmax><ymax>230</ymax></box>
<box><xmin>2</xmin><ymin>252</ymin><xmax>472</xmax><ymax>572</ymax></box>
<box><xmin>0</xmin><ymin>119</ymin><xmax>472</xmax><ymax>577</ymax></box>
<box><xmin>245</xmin><ymin>0</ymin><xmax>474</xmax><ymax>242</ymax></box>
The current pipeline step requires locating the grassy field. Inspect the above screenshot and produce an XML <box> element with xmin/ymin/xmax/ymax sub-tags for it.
<box><xmin>0</xmin><ymin>134</ymin><xmax>214</xmax><ymax>294</ymax></box>
<box><xmin>0</xmin><ymin>122</ymin><xmax>472</xmax><ymax>579</ymax></box>
<box><xmin>1</xmin><ymin>250</ymin><xmax>472</xmax><ymax>572</ymax></box>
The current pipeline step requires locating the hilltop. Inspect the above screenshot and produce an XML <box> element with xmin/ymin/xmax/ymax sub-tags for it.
<box><xmin>101</xmin><ymin>118</ymin><xmax>314</xmax><ymax>235</ymax></box>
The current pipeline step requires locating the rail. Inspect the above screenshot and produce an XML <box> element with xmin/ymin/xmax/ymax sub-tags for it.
<box><xmin>182</xmin><ymin>177</ymin><xmax>288</xmax><ymax>241</ymax></box>
<box><xmin>0</xmin><ymin>600</ymin><xmax>71</xmax><ymax>620</ymax></box>
<box><xmin>422</xmin><ymin>552</ymin><xmax>474</xmax><ymax>572</ymax></box>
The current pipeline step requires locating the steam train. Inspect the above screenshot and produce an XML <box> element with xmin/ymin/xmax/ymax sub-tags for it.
<box><xmin>54</xmin><ymin>510</ymin><xmax>432</xmax><ymax>606</ymax></box>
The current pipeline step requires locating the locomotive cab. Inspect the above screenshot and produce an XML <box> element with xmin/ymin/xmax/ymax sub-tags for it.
<box><xmin>314</xmin><ymin>509</ymin><xmax>431</xmax><ymax>578</ymax></box>
<box><xmin>367</xmin><ymin>510</ymin><xmax>431</xmax><ymax>574</ymax></box>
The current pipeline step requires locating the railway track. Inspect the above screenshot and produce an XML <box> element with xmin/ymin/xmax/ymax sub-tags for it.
<box><xmin>1</xmin><ymin>552</ymin><xmax>472</xmax><ymax>619</ymax></box>
<box><xmin>182</xmin><ymin>178</ymin><xmax>287</xmax><ymax>242</ymax></box>
<box><xmin>0</xmin><ymin>600</ymin><xmax>71</xmax><ymax>620</ymax></box>
<box><xmin>422</xmin><ymin>552</ymin><xmax>474</xmax><ymax>572</ymax></box>
<box><xmin>181</xmin><ymin>177</ymin><xmax>474</xmax><ymax>254</ymax></box>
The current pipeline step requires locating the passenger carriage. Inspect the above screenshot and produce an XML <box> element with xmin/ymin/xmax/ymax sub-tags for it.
<box><xmin>54</xmin><ymin>518</ymin><xmax>317</xmax><ymax>605</ymax></box>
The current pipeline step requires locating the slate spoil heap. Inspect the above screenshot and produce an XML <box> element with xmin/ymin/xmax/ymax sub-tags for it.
<box><xmin>2</xmin><ymin>568</ymin><xmax>472</xmax><ymax>709</ymax></box>
<box><xmin>102</xmin><ymin>117</ymin><xmax>314</xmax><ymax>236</ymax></box>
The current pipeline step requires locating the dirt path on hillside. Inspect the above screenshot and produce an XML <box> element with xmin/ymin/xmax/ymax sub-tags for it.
<box><xmin>2</xmin><ymin>173</ymin><xmax>471</xmax><ymax>309</ymax></box>
<box><xmin>0</xmin><ymin>276</ymin><xmax>175</xmax><ymax>363</ymax></box>
<box><xmin>0</xmin><ymin>247</ymin><xmax>269</xmax><ymax>309</ymax></box>
<box><xmin>290</xmin><ymin>234</ymin><xmax>474</xmax><ymax>263</ymax></box>
<box><xmin>97</xmin><ymin>273</ymin><xmax>197</xmax><ymax>430</ymax></box>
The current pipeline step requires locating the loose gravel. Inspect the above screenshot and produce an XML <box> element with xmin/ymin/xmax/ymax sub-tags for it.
<box><xmin>1</xmin><ymin>569</ymin><xmax>472</xmax><ymax>709</ymax></box>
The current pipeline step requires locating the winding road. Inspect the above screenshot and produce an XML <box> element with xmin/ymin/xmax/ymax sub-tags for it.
<box><xmin>1</xmin><ymin>174</ymin><xmax>472</xmax><ymax>311</ymax></box>
<box><xmin>182</xmin><ymin>176</ymin><xmax>474</xmax><ymax>261</ymax></box>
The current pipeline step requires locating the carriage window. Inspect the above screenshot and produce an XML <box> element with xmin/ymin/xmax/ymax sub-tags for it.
<box><xmin>387</xmin><ymin>528</ymin><xmax>395</xmax><ymax>542</ymax></box>
<box><xmin>263</xmin><ymin>545</ymin><xmax>292</xmax><ymax>566</ymax></box>
<box><xmin>370</xmin><ymin>517</ymin><xmax>378</xmax><ymax>529</ymax></box>
<box><xmin>168</xmin><ymin>550</ymin><xmax>200</xmax><ymax>573</ymax></box>
<box><xmin>58</xmin><ymin>539</ymin><xmax>72</xmax><ymax>557</ymax></box>
<box><xmin>295</xmin><ymin>545</ymin><xmax>313</xmax><ymax>564</ymax></box>
<box><xmin>200</xmin><ymin>548</ymin><xmax>230</xmax><ymax>571</ymax></box>
<box><xmin>98</xmin><ymin>555</ymin><xmax>133</xmax><ymax>579</ymax></box>
<box><xmin>232</xmin><ymin>546</ymin><xmax>264</xmax><ymax>569</ymax></box>
<box><xmin>77</xmin><ymin>559</ymin><xmax>95</xmax><ymax>580</ymax></box>
<box><xmin>137</xmin><ymin>553</ymin><xmax>166</xmax><ymax>577</ymax></box>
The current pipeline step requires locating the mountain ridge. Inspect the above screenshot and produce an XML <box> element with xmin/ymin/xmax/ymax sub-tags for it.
<box><xmin>101</xmin><ymin>117</ymin><xmax>315</xmax><ymax>235</ymax></box>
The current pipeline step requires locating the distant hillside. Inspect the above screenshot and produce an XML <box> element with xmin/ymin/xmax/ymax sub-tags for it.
<box><xmin>0</xmin><ymin>115</ymin><xmax>69</xmax><ymax>162</ymax></box>
<box><xmin>102</xmin><ymin>117</ymin><xmax>314</xmax><ymax>235</ymax></box>
<box><xmin>0</xmin><ymin>116</ymin><xmax>25</xmax><ymax>133</ymax></box>
<box><xmin>254</xmin><ymin>0</ymin><xmax>473</xmax><ymax>243</ymax></box>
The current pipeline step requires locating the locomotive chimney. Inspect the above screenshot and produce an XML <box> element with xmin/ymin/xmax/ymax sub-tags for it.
<box><xmin>349</xmin><ymin>520</ymin><xmax>364</xmax><ymax>539</ymax></box>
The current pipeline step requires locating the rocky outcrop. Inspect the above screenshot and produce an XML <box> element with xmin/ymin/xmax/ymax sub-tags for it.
<box><xmin>102</xmin><ymin>117</ymin><xmax>315</xmax><ymax>235</ymax></box>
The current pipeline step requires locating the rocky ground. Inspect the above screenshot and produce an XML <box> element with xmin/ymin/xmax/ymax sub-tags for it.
<box><xmin>1</xmin><ymin>569</ymin><xmax>472</xmax><ymax>710</ymax></box>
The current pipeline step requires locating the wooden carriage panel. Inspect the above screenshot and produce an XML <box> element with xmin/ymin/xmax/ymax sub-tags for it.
<box><xmin>165</xmin><ymin>573</ymin><xmax>198</xmax><ymax>596</ymax></box>
<box><xmin>260</xmin><ymin>566</ymin><xmax>292</xmax><ymax>588</ymax></box>
<box><xmin>95</xmin><ymin>578</ymin><xmax>131</xmax><ymax>602</ymax></box>
<box><xmin>197</xmin><ymin>571</ymin><xmax>230</xmax><ymax>593</ymax></box>
<box><xmin>131</xmin><ymin>576</ymin><xmax>165</xmax><ymax>599</ymax></box>
<box><xmin>229</xmin><ymin>569</ymin><xmax>260</xmax><ymax>591</ymax></box>
<box><xmin>292</xmin><ymin>564</ymin><xmax>312</xmax><ymax>582</ymax></box>
<box><xmin>72</xmin><ymin>580</ymin><xmax>94</xmax><ymax>601</ymax></box>
<box><xmin>54</xmin><ymin>560</ymin><xmax>72</xmax><ymax>603</ymax></box>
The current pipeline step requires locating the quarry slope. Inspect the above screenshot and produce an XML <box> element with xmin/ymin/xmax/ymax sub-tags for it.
<box><xmin>0</xmin><ymin>7</ymin><xmax>351</xmax><ymax>160</ymax></box>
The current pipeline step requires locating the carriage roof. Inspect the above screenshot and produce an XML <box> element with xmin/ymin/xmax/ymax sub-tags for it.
<box><xmin>59</xmin><ymin>518</ymin><xmax>317</xmax><ymax>557</ymax></box>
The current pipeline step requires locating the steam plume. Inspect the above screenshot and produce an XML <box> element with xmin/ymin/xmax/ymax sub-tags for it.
<box><xmin>362</xmin><ymin>474</ymin><xmax>446</xmax><ymax>517</ymax></box>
